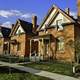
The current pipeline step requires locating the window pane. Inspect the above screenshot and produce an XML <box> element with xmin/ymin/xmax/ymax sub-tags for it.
<box><xmin>57</xmin><ymin>37</ymin><xmax>64</xmax><ymax>51</ymax></box>
<box><xmin>17</xmin><ymin>43</ymin><xmax>21</xmax><ymax>51</ymax></box>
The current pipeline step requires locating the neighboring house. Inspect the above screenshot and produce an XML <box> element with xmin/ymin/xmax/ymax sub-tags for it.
<box><xmin>10</xmin><ymin>16</ymin><xmax>38</xmax><ymax>57</ymax></box>
<box><xmin>0</xmin><ymin>26</ymin><xmax>11</xmax><ymax>55</ymax></box>
<box><xmin>30</xmin><ymin>5</ymin><xmax>80</xmax><ymax>63</ymax></box>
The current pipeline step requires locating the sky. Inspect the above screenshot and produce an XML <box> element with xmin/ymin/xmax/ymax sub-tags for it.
<box><xmin>0</xmin><ymin>0</ymin><xmax>77</xmax><ymax>28</ymax></box>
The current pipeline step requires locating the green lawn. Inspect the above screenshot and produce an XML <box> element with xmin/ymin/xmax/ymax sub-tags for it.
<box><xmin>0</xmin><ymin>66</ymin><xmax>52</xmax><ymax>80</ymax></box>
<box><xmin>21</xmin><ymin>61</ymin><xmax>74</xmax><ymax>77</ymax></box>
<box><xmin>0</xmin><ymin>73</ymin><xmax>52</xmax><ymax>80</ymax></box>
<box><xmin>0</xmin><ymin>55</ymin><xmax>29</xmax><ymax>63</ymax></box>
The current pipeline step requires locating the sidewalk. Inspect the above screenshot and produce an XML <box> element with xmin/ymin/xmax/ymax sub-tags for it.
<box><xmin>0</xmin><ymin>61</ymin><xmax>79</xmax><ymax>80</ymax></box>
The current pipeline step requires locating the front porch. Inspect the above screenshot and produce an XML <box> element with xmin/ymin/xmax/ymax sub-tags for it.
<box><xmin>29</xmin><ymin>34</ymin><xmax>53</xmax><ymax>61</ymax></box>
<box><xmin>10</xmin><ymin>39</ymin><xmax>22</xmax><ymax>56</ymax></box>
<box><xmin>3</xmin><ymin>41</ymin><xmax>10</xmax><ymax>56</ymax></box>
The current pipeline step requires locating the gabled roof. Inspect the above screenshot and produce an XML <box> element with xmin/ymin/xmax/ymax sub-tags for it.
<box><xmin>19</xmin><ymin>19</ymin><xmax>33</xmax><ymax>34</ymax></box>
<box><xmin>10</xmin><ymin>19</ymin><xmax>35</xmax><ymax>36</ymax></box>
<box><xmin>37</xmin><ymin>5</ymin><xmax>76</xmax><ymax>31</ymax></box>
<box><xmin>0</xmin><ymin>26</ymin><xmax>11</xmax><ymax>38</ymax></box>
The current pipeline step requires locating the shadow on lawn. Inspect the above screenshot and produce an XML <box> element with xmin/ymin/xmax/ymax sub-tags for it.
<box><xmin>0</xmin><ymin>66</ymin><xmax>53</xmax><ymax>80</ymax></box>
<box><xmin>0</xmin><ymin>66</ymin><xmax>26</xmax><ymax>73</ymax></box>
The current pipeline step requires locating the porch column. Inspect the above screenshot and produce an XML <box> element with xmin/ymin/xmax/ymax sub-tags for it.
<box><xmin>42</xmin><ymin>38</ymin><xmax>44</xmax><ymax>60</ymax></box>
<box><xmin>38</xmin><ymin>40</ymin><xmax>40</xmax><ymax>57</ymax></box>
<box><xmin>8</xmin><ymin>42</ymin><xmax>10</xmax><ymax>55</ymax></box>
<box><xmin>30</xmin><ymin>39</ymin><xmax>32</xmax><ymax>59</ymax></box>
<box><xmin>49</xmin><ymin>39</ymin><xmax>51</xmax><ymax>60</ymax></box>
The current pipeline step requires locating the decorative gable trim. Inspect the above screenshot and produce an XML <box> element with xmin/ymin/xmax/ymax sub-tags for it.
<box><xmin>9</xmin><ymin>20</ymin><xmax>19</xmax><ymax>36</ymax></box>
<box><xmin>9</xmin><ymin>19</ymin><xmax>25</xmax><ymax>36</ymax></box>
<box><xmin>37</xmin><ymin>5</ymin><xmax>57</xmax><ymax>31</ymax></box>
<box><xmin>37</xmin><ymin>5</ymin><xmax>75</xmax><ymax>31</ymax></box>
<box><xmin>40</xmin><ymin>9</ymin><xmax>58</xmax><ymax>30</ymax></box>
<box><xmin>15</xmin><ymin>25</ymin><xmax>25</xmax><ymax>35</ymax></box>
<box><xmin>0</xmin><ymin>31</ymin><xmax>3</xmax><ymax>37</ymax></box>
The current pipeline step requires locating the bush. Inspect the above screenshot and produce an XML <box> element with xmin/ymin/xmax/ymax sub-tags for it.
<box><xmin>75</xmin><ymin>64</ymin><xmax>80</xmax><ymax>73</ymax></box>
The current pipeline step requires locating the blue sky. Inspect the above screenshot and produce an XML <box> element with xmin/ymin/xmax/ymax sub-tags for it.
<box><xmin>0</xmin><ymin>0</ymin><xmax>77</xmax><ymax>28</ymax></box>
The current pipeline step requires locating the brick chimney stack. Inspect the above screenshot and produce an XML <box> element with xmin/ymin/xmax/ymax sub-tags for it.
<box><xmin>65</xmin><ymin>8</ymin><xmax>70</xmax><ymax>15</ymax></box>
<box><xmin>12</xmin><ymin>24</ymin><xmax>14</xmax><ymax>29</ymax></box>
<box><xmin>77</xmin><ymin>0</ymin><xmax>80</xmax><ymax>21</ymax></box>
<box><xmin>32</xmin><ymin>16</ymin><xmax>37</xmax><ymax>32</ymax></box>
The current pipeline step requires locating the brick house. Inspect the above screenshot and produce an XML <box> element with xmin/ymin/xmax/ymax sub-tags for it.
<box><xmin>10</xmin><ymin>16</ymin><xmax>37</xmax><ymax>57</ymax></box>
<box><xmin>0</xmin><ymin>26</ymin><xmax>11</xmax><ymax>55</ymax></box>
<box><xmin>30</xmin><ymin>5</ymin><xmax>80</xmax><ymax>62</ymax></box>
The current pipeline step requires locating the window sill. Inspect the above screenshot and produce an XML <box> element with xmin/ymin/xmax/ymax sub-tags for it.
<box><xmin>56</xmin><ymin>50</ymin><xmax>65</xmax><ymax>54</ymax></box>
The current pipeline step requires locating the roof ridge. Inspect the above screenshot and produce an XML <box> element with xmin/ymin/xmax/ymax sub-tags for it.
<box><xmin>0</xmin><ymin>26</ymin><xmax>11</xmax><ymax>29</ymax></box>
<box><xmin>18</xmin><ymin>19</ymin><xmax>33</xmax><ymax>25</ymax></box>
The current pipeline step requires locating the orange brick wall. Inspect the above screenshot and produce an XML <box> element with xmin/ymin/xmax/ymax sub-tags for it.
<box><xmin>10</xmin><ymin>34</ymin><xmax>26</xmax><ymax>57</ymax></box>
<box><xmin>0</xmin><ymin>37</ymin><xmax>10</xmax><ymax>55</ymax></box>
<box><xmin>39</xmin><ymin>24</ymin><xmax>76</xmax><ymax>62</ymax></box>
<box><xmin>10</xmin><ymin>34</ymin><xmax>32</xmax><ymax>57</ymax></box>
<box><xmin>0</xmin><ymin>38</ymin><xmax>4</xmax><ymax>55</ymax></box>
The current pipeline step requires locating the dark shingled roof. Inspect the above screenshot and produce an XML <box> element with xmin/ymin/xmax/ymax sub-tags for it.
<box><xmin>0</xmin><ymin>26</ymin><xmax>11</xmax><ymax>38</ymax></box>
<box><xmin>19</xmin><ymin>19</ymin><xmax>33</xmax><ymax>34</ymax></box>
<box><xmin>10</xmin><ymin>19</ymin><xmax>38</xmax><ymax>36</ymax></box>
<box><xmin>18</xmin><ymin>19</ymin><xmax>38</xmax><ymax>36</ymax></box>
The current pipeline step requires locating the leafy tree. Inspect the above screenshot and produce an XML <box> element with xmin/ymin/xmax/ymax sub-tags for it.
<box><xmin>67</xmin><ymin>38</ymin><xmax>80</xmax><ymax>63</ymax></box>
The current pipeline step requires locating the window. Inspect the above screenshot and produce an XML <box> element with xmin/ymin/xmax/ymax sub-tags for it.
<box><xmin>17</xmin><ymin>43</ymin><xmax>21</xmax><ymax>51</ymax></box>
<box><xmin>0</xmin><ymin>40</ymin><xmax>2</xmax><ymax>47</ymax></box>
<box><xmin>44</xmin><ymin>24</ymin><xmax>48</xmax><ymax>33</ymax></box>
<box><xmin>0</xmin><ymin>32</ymin><xmax>3</xmax><ymax>37</ymax></box>
<box><xmin>3</xmin><ymin>44</ymin><xmax>8</xmax><ymax>50</ymax></box>
<box><xmin>16</xmin><ymin>29</ymin><xmax>21</xmax><ymax>36</ymax></box>
<box><xmin>56</xmin><ymin>19</ymin><xmax>63</xmax><ymax>31</ymax></box>
<box><xmin>13</xmin><ymin>45</ymin><xmax>15</xmax><ymax>50</ymax></box>
<box><xmin>57</xmin><ymin>37</ymin><xmax>64</xmax><ymax>51</ymax></box>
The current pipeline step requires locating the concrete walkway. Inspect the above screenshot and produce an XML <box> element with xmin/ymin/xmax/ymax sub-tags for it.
<box><xmin>0</xmin><ymin>61</ymin><xmax>79</xmax><ymax>80</ymax></box>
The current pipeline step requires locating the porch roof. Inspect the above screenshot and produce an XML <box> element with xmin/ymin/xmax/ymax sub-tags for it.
<box><xmin>10</xmin><ymin>39</ymin><xmax>17</xmax><ymax>44</ymax></box>
<box><xmin>30</xmin><ymin>34</ymin><xmax>52</xmax><ymax>40</ymax></box>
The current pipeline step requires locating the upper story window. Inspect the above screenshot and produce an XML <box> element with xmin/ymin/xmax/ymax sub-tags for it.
<box><xmin>56</xmin><ymin>19</ymin><xmax>63</xmax><ymax>31</ymax></box>
<box><xmin>16</xmin><ymin>25</ymin><xmax>25</xmax><ymax>36</ymax></box>
<box><xmin>44</xmin><ymin>24</ymin><xmax>49</xmax><ymax>34</ymax></box>
<box><xmin>17</xmin><ymin>43</ymin><xmax>21</xmax><ymax>51</ymax></box>
<box><xmin>0</xmin><ymin>32</ymin><xmax>3</xmax><ymax>38</ymax></box>
<box><xmin>57</xmin><ymin>37</ymin><xmax>64</xmax><ymax>51</ymax></box>
<box><xmin>17</xmin><ymin>29</ymin><xmax>21</xmax><ymax>35</ymax></box>
<box><xmin>0</xmin><ymin>40</ymin><xmax>2</xmax><ymax>47</ymax></box>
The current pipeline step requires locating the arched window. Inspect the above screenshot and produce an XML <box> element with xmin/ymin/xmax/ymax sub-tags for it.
<box><xmin>57</xmin><ymin>37</ymin><xmax>64</xmax><ymax>51</ymax></box>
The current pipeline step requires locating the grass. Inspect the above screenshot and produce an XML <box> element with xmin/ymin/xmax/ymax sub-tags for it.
<box><xmin>21</xmin><ymin>61</ymin><xmax>74</xmax><ymax>77</ymax></box>
<box><xmin>0</xmin><ymin>66</ymin><xmax>52</xmax><ymax>80</ymax></box>
<box><xmin>0</xmin><ymin>55</ymin><xmax>29</xmax><ymax>63</ymax></box>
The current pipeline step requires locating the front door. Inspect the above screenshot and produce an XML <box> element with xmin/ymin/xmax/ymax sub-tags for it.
<box><xmin>44</xmin><ymin>39</ymin><xmax>50</xmax><ymax>60</ymax></box>
<box><xmin>3</xmin><ymin>43</ymin><xmax>8</xmax><ymax>55</ymax></box>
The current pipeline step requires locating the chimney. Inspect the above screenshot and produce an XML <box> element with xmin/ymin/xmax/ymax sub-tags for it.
<box><xmin>32</xmin><ymin>16</ymin><xmax>37</xmax><ymax>32</ymax></box>
<box><xmin>65</xmin><ymin>8</ymin><xmax>70</xmax><ymax>15</ymax></box>
<box><xmin>77</xmin><ymin>0</ymin><xmax>80</xmax><ymax>21</ymax></box>
<box><xmin>12</xmin><ymin>24</ymin><xmax>14</xmax><ymax>29</ymax></box>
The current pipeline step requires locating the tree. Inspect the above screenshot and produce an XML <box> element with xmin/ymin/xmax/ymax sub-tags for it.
<box><xmin>75</xmin><ymin>38</ymin><xmax>80</xmax><ymax>63</ymax></box>
<box><xmin>67</xmin><ymin>38</ymin><xmax>80</xmax><ymax>63</ymax></box>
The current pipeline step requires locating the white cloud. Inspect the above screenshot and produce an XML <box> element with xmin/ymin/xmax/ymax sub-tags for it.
<box><xmin>70</xmin><ymin>11</ymin><xmax>77</xmax><ymax>19</ymax></box>
<box><xmin>1</xmin><ymin>21</ymin><xmax>12</xmax><ymax>28</ymax></box>
<box><xmin>0</xmin><ymin>10</ymin><xmax>35</xmax><ymax>19</ymax></box>
<box><xmin>21</xmin><ymin>14</ymin><xmax>31</xmax><ymax>18</ymax></box>
<box><xmin>21</xmin><ymin>13</ymin><xmax>35</xmax><ymax>18</ymax></box>
<box><xmin>0</xmin><ymin>10</ymin><xmax>14</xmax><ymax>18</ymax></box>
<box><xmin>10</xmin><ymin>10</ymin><xmax>22</xmax><ymax>16</ymax></box>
